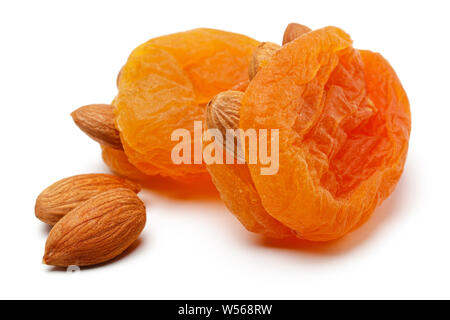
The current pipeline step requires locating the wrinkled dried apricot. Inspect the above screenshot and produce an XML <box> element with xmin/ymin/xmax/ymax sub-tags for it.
<box><xmin>208</xmin><ymin>26</ymin><xmax>411</xmax><ymax>241</ymax></box>
<box><xmin>207</xmin><ymin>157</ymin><xmax>294</xmax><ymax>239</ymax></box>
<box><xmin>101</xmin><ymin>146</ymin><xmax>152</xmax><ymax>182</ymax></box>
<box><xmin>113</xmin><ymin>29</ymin><xmax>259</xmax><ymax>181</ymax></box>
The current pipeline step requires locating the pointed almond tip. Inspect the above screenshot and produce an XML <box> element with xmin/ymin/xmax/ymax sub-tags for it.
<box><xmin>282</xmin><ymin>23</ymin><xmax>312</xmax><ymax>45</ymax></box>
<box><xmin>70</xmin><ymin>107</ymin><xmax>82</xmax><ymax>120</ymax></box>
<box><xmin>70</xmin><ymin>104</ymin><xmax>124</xmax><ymax>150</ymax></box>
<box><xmin>43</xmin><ymin>250</ymin><xmax>54</xmax><ymax>265</ymax></box>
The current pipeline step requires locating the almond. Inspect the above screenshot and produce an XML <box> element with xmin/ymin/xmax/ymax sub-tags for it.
<box><xmin>248</xmin><ymin>42</ymin><xmax>281</xmax><ymax>80</ymax></box>
<box><xmin>43</xmin><ymin>188</ymin><xmax>146</xmax><ymax>267</ymax></box>
<box><xmin>71</xmin><ymin>104</ymin><xmax>123</xmax><ymax>150</ymax></box>
<box><xmin>206</xmin><ymin>90</ymin><xmax>244</xmax><ymax>161</ymax></box>
<box><xmin>206</xmin><ymin>90</ymin><xmax>243</xmax><ymax>134</ymax></box>
<box><xmin>35</xmin><ymin>174</ymin><xmax>141</xmax><ymax>225</ymax></box>
<box><xmin>282</xmin><ymin>23</ymin><xmax>312</xmax><ymax>45</ymax></box>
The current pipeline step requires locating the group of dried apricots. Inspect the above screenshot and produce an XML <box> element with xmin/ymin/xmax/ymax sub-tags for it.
<box><xmin>37</xmin><ymin>23</ymin><xmax>411</xmax><ymax>267</ymax></box>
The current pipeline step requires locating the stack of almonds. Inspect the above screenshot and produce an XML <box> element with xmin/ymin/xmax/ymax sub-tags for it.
<box><xmin>36</xmin><ymin>174</ymin><xmax>146</xmax><ymax>267</ymax></box>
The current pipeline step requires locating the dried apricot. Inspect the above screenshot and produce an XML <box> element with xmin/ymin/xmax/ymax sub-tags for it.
<box><xmin>207</xmin><ymin>158</ymin><xmax>294</xmax><ymax>239</ymax></box>
<box><xmin>207</xmin><ymin>26</ymin><xmax>411</xmax><ymax>241</ymax></box>
<box><xmin>114</xmin><ymin>29</ymin><xmax>259</xmax><ymax>181</ymax></box>
<box><xmin>101</xmin><ymin>146</ymin><xmax>152</xmax><ymax>182</ymax></box>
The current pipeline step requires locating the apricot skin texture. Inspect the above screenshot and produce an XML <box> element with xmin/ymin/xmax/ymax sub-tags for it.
<box><xmin>208</xmin><ymin>27</ymin><xmax>411</xmax><ymax>241</ymax></box>
<box><xmin>113</xmin><ymin>29</ymin><xmax>259</xmax><ymax>182</ymax></box>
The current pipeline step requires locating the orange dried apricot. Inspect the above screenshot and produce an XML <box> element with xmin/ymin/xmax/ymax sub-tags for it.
<box><xmin>208</xmin><ymin>158</ymin><xmax>294</xmax><ymax>239</ymax></box>
<box><xmin>208</xmin><ymin>26</ymin><xmax>411</xmax><ymax>241</ymax></box>
<box><xmin>113</xmin><ymin>29</ymin><xmax>259</xmax><ymax>182</ymax></box>
<box><xmin>101</xmin><ymin>146</ymin><xmax>152</xmax><ymax>182</ymax></box>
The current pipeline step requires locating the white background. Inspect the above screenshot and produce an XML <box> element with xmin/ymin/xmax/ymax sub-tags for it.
<box><xmin>0</xmin><ymin>0</ymin><xmax>449</xmax><ymax>300</ymax></box>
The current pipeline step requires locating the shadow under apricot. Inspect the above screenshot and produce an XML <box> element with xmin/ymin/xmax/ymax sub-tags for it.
<box><xmin>140</xmin><ymin>175</ymin><xmax>220</xmax><ymax>201</ymax></box>
<box><xmin>102</xmin><ymin>164</ymin><xmax>221</xmax><ymax>201</ymax></box>
<box><xmin>252</xmin><ymin>167</ymin><xmax>413</xmax><ymax>256</ymax></box>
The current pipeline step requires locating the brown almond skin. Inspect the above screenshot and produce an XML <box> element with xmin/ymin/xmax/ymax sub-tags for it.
<box><xmin>71</xmin><ymin>104</ymin><xmax>123</xmax><ymax>150</ymax></box>
<box><xmin>248</xmin><ymin>42</ymin><xmax>281</xmax><ymax>80</ymax></box>
<box><xmin>206</xmin><ymin>90</ymin><xmax>245</xmax><ymax>162</ymax></box>
<box><xmin>35</xmin><ymin>174</ymin><xmax>141</xmax><ymax>225</ymax></box>
<box><xmin>206</xmin><ymin>90</ymin><xmax>243</xmax><ymax>136</ymax></box>
<box><xmin>282</xmin><ymin>23</ymin><xmax>312</xmax><ymax>45</ymax></box>
<box><xmin>43</xmin><ymin>188</ymin><xmax>146</xmax><ymax>267</ymax></box>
